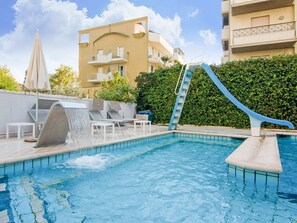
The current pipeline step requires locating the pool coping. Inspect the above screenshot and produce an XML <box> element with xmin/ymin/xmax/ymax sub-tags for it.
<box><xmin>1</xmin><ymin>128</ymin><xmax>296</xmax><ymax>176</ymax></box>
<box><xmin>0</xmin><ymin>131</ymin><xmax>171</xmax><ymax>166</ymax></box>
<box><xmin>0</xmin><ymin>130</ymin><xmax>251</xmax><ymax>166</ymax></box>
<box><xmin>0</xmin><ymin>130</ymin><xmax>250</xmax><ymax>175</ymax></box>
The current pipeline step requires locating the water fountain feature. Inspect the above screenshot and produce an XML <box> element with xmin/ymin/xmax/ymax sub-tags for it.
<box><xmin>64</xmin><ymin>105</ymin><xmax>92</xmax><ymax>147</ymax></box>
<box><xmin>35</xmin><ymin>102</ymin><xmax>92</xmax><ymax>148</ymax></box>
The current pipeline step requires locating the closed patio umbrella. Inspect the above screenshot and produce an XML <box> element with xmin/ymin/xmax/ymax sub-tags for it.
<box><xmin>24</xmin><ymin>31</ymin><xmax>51</xmax><ymax>135</ymax></box>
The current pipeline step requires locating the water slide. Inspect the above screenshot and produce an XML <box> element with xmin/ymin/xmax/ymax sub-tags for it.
<box><xmin>201</xmin><ymin>63</ymin><xmax>294</xmax><ymax>136</ymax></box>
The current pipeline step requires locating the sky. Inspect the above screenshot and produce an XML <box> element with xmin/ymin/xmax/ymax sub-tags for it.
<box><xmin>0</xmin><ymin>0</ymin><xmax>222</xmax><ymax>83</ymax></box>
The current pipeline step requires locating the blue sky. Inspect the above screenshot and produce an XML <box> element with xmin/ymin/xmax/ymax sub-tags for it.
<box><xmin>0</xmin><ymin>0</ymin><xmax>222</xmax><ymax>83</ymax></box>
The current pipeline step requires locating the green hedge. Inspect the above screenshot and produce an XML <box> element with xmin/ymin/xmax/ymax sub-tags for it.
<box><xmin>136</xmin><ymin>55</ymin><xmax>297</xmax><ymax>129</ymax></box>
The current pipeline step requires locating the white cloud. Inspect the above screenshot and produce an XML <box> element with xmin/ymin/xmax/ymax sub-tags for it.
<box><xmin>0</xmin><ymin>0</ymin><xmax>88</xmax><ymax>82</ymax></box>
<box><xmin>0</xmin><ymin>0</ymin><xmax>185</xmax><ymax>82</ymax></box>
<box><xmin>199</xmin><ymin>29</ymin><xmax>218</xmax><ymax>45</ymax></box>
<box><xmin>188</xmin><ymin>9</ymin><xmax>199</xmax><ymax>18</ymax></box>
<box><xmin>183</xmin><ymin>43</ymin><xmax>222</xmax><ymax>65</ymax></box>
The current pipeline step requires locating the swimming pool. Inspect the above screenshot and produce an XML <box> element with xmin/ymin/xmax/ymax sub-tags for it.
<box><xmin>1</xmin><ymin>133</ymin><xmax>296</xmax><ymax>222</ymax></box>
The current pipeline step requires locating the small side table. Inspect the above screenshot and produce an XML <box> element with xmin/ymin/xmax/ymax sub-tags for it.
<box><xmin>91</xmin><ymin>122</ymin><xmax>115</xmax><ymax>141</ymax></box>
<box><xmin>134</xmin><ymin>120</ymin><xmax>151</xmax><ymax>134</ymax></box>
<box><xmin>6</xmin><ymin>123</ymin><xmax>36</xmax><ymax>139</ymax></box>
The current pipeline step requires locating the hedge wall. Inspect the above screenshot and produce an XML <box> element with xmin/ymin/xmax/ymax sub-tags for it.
<box><xmin>135</xmin><ymin>55</ymin><xmax>297</xmax><ymax>129</ymax></box>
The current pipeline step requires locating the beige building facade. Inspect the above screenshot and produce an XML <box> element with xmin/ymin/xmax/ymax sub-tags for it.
<box><xmin>78</xmin><ymin>17</ymin><xmax>184</xmax><ymax>96</ymax></box>
<box><xmin>222</xmin><ymin>0</ymin><xmax>296</xmax><ymax>62</ymax></box>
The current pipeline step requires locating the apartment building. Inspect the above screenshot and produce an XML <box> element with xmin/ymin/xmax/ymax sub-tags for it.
<box><xmin>78</xmin><ymin>17</ymin><xmax>184</xmax><ymax>95</ymax></box>
<box><xmin>222</xmin><ymin>0</ymin><xmax>296</xmax><ymax>62</ymax></box>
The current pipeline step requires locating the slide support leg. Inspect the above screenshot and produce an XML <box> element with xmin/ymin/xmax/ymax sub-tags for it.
<box><xmin>249</xmin><ymin>116</ymin><xmax>262</xmax><ymax>137</ymax></box>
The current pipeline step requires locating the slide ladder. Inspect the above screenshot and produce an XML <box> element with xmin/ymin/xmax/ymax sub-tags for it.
<box><xmin>168</xmin><ymin>64</ymin><xmax>199</xmax><ymax>130</ymax></box>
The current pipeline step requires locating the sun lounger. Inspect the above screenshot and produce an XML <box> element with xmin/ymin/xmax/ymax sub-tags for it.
<box><xmin>107</xmin><ymin>101</ymin><xmax>138</xmax><ymax>123</ymax></box>
<box><xmin>28</xmin><ymin>99</ymin><xmax>59</xmax><ymax>125</ymax></box>
<box><xmin>90</xmin><ymin>99</ymin><xmax>127</xmax><ymax>126</ymax></box>
<box><xmin>107</xmin><ymin>110</ymin><xmax>138</xmax><ymax>123</ymax></box>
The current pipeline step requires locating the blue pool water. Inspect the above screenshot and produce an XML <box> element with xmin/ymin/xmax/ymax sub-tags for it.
<box><xmin>1</xmin><ymin>134</ymin><xmax>297</xmax><ymax>222</ymax></box>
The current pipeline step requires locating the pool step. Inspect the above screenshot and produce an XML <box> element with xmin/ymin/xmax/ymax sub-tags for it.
<box><xmin>0</xmin><ymin>176</ymin><xmax>13</xmax><ymax>223</ymax></box>
<box><xmin>225</xmin><ymin>135</ymin><xmax>282</xmax><ymax>173</ymax></box>
<box><xmin>9</xmin><ymin>176</ymin><xmax>48</xmax><ymax>223</ymax></box>
<box><xmin>21</xmin><ymin>176</ymin><xmax>48</xmax><ymax>223</ymax></box>
<box><xmin>0</xmin><ymin>210</ymin><xmax>9</xmax><ymax>223</ymax></box>
<box><xmin>0</xmin><ymin>179</ymin><xmax>9</xmax><ymax>223</ymax></box>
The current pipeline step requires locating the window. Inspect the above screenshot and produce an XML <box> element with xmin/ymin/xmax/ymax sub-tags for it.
<box><xmin>79</xmin><ymin>33</ymin><xmax>89</xmax><ymax>43</ymax></box>
<box><xmin>150</xmin><ymin>65</ymin><xmax>154</xmax><ymax>72</ymax></box>
<box><xmin>222</xmin><ymin>41</ymin><xmax>229</xmax><ymax>51</ymax></box>
<box><xmin>222</xmin><ymin>14</ymin><xmax>229</xmax><ymax>27</ymax></box>
<box><xmin>118</xmin><ymin>65</ymin><xmax>125</xmax><ymax>76</ymax></box>
<box><xmin>134</xmin><ymin>21</ymin><xmax>146</xmax><ymax>33</ymax></box>
<box><xmin>148</xmin><ymin>47</ymin><xmax>153</xmax><ymax>57</ymax></box>
<box><xmin>251</xmin><ymin>16</ymin><xmax>269</xmax><ymax>27</ymax></box>
<box><xmin>97</xmin><ymin>49</ymin><xmax>104</xmax><ymax>55</ymax></box>
<box><xmin>117</xmin><ymin>47</ymin><xmax>124</xmax><ymax>58</ymax></box>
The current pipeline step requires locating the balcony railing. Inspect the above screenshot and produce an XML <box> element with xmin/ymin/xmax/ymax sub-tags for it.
<box><xmin>233</xmin><ymin>22</ymin><xmax>295</xmax><ymax>37</ymax></box>
<box><xmin>148</xmin><ymin>55</ymin><xmax>165</xmax><ymax>65</ymax></box>
<box><xmin>231</xmin><ymin>0</ymin><xmax>294</xmax><ymax>15</ymax></box>
<box><xmin>222</xmin><ymin>0</ymin><xmax>230</xmax><ymax>14</ymax></box>
<box><xmin>87</xmin><ymin>72</ymin><xmax>113</xmax><ymax>83</ymax></box>
<box><xmin>88</xmin><ymin>51</ymin><xmax>128</xmax><ymax>65</ymax></box>
<box><xmin>222</xmin><ymin>26</ymin><xmax>230</xmax><ymax>40</ymax></box>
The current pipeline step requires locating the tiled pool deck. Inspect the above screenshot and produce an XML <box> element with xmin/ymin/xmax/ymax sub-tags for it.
<box><xmin>0</xmin><ymin>124</ymin><xmax>296</xmax><ymax>169</ymax></box>
<box><xmin>0</xmin><ymin>124</ymin><xmax>167</xmax><ymax>165</ymax></box>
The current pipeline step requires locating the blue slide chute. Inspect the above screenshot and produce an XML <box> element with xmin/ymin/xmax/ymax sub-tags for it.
<box><xmin>202</xmin><ymin>63</ymin><xmax>294</xmax><ymax>136</ymax></box>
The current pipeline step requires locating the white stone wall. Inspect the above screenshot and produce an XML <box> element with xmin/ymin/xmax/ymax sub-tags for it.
<box><xmin>0</xmin><ymin>90</ymin><xmax>136</xmax><ymax>136</ymax></box>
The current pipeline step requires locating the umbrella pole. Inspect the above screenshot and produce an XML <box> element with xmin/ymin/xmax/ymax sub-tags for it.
<box><xmin>36</xmin><ymin>89</ymin><xmax>39</xmax><ymax>137</ymax></box>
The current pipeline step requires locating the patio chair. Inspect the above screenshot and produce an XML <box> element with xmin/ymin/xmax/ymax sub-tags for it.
<box><xmin>107</xmin><ymin>101</ymin><xmax>138</xmax><ymax>123</ymax></box>
<box><xmin>89</xmin><ymin>99</ymin><xmax>125</xmax><ymax>125</ymax></box>
<box><xmin>28</xmin><ymin>98</ymin><xmax>59</xmax><ymax>125</ymax></box>
<box><xmin>28</xmin><ymin>99</ymin><xmax>59</xmax><ymax>136</ymax></box>
<box><xmin>89</xmin><ymin>99</ymin><xmax>129</xmax><ymax>136</ymax></box>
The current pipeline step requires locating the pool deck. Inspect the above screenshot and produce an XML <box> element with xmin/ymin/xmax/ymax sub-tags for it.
<box><xmin>0</xmin><ymin>124</ymin><xmax>296</xmax><ymax>172</ymax></box>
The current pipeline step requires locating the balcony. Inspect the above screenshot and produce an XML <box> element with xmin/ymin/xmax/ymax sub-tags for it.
<box><xmin>149</xmin><ymin>32</ymin><xmax>174</xmax><ymax>55</ymax></box>
<box><xmin>222</xmin><ymin>50</ymin><xmax>230</xmax><ymax>63</ymax></box>
<box><xmin>173</xmin><ymin>54</ymin><xmax>185</xmax><ymax>64</ymax></box>
<box><xmin>222</xmin><ymin>26</ymin><xmax>230</xmax><ymax>40</ymax></box>
<box><xmin>222</xmin><ymin>0</ymin><xmax>230</xmax><ymax>14</ymax></box>
<box><xmin>232</xmin><ymin>22</ymin><xmax>297</xmax><ymax>53</ymax></box>
<box><xmin>148</xmin><ymin>55</ymin><xmax>165</xmax><ymax>66</ymax></box>
<box><xmin>88</xmin><ymin>52</ymin><xmax>128</xmax><ymax>65</ymax></box>
<box><xmin>231</xmin><ymin>0</ymin><xmax>294</xmax><ymax>16</ymax></box>
<box><xmin>87</xmin><ymin>72</ymin><xmax>114</xmax><ymax>83</ymax></box>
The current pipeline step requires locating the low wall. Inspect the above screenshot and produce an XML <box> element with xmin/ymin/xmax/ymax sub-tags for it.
<box><xmin>0</xmin><ymin>90</ymin><xmax>136</xmax><ymax>136</ymax></box>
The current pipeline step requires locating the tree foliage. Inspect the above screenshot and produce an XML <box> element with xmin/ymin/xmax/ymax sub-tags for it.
<box><xmin>97</xmin><ymin>72</ymin><xmax>138</xmax><ymax>103</ymax></box>
<box><xmin>136</xmin><ymin>55</ymin><xmax>297</xmax><ymax>129</ymax></box>
<box><xmin>0</xmin><ymin>66</ymin><xmax>19</xmax><ymax>91</ymax></box>
<box><xmin>161</xmin><ymin>55</ymin><xmax>170</xmax><ymax>65</ymax></box>
<box><xmin>49</xmin><ymin>65</ymin><xmax>82</xmax><ymax>97</ymax></box>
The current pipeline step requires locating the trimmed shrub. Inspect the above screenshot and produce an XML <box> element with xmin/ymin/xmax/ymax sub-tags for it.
<box><xmin>136</xmin><ymin>55</ymin><xmax>297</xmax><ymax>129</ymax></box>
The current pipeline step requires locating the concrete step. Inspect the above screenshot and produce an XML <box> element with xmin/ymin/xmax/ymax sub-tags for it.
<box><xmin>9</xmin><ymin>176</ymin><xmax>48</xmax><ymax>223</ymax></box>
<box><xmin>225</xmin><ymin>136</ymin><xmax>282</xmax><ymax>173</ymax></box>
<box><xmin>0</xmin><ymin>176</ymin><xmax>11</xmax><ymax>223</ymax></box>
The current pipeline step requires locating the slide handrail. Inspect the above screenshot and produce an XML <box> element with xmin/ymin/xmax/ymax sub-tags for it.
<box><xmin>174</xmin><ymin>64</ymin><xmax>186</xmax><ymax>95</ymax></box>
<box><xmin>202</xmin><ymin>63</ymin><xmax>294</xmax><ymax>129</ymax></box>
